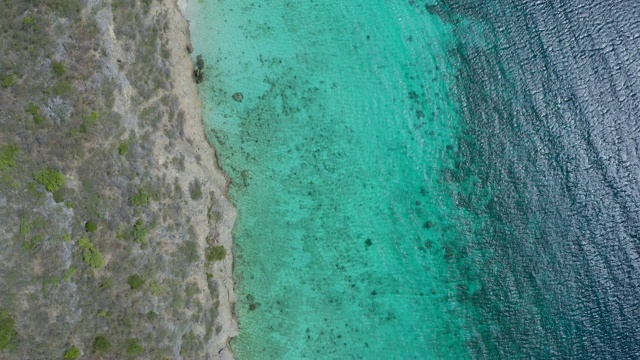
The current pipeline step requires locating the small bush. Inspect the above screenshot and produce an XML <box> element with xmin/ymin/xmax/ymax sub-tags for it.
<box><xmin>52</xmin><ymin>61</ymin><xmax>67</xmax><ymax>77</ymax></box>
<box><xmin>49</xmin><ymin>0</ymin><xmax>83</xmax><ymax>20</ymax></box>
<box><xmin>64</xmin><ymin>267</ymin><xmax>77</xmax><ymax>281</ymax></box>
<box><xmin>189</xmin><ymin>178</ymin><xmax>203</xmax><ymax>201</ymax></box>
<box><xmin>0</xmin><ymin>145</ymin><xmax>19</xmax><ymax>172</ymax></box>
<box><xmin>185</xmin><ymin>283</ymin><xmax>199</xmax><ymax>298</ymax></box>
<box><xmin>80</xmin><ymin>111</ymin><xmax>100</xmax><ymax>134</ymax></box>
<box><xmin>93</xmin><ymin>335</ymin><xmax>111</xmax><ymax>353</ymax></box>
<box><xmin>180</xmin><ymin>331</ymin><xmax>203</xmax><ymax>356</ymax></box>
<box><xmin>0</xmin><ymin>309</ymin><xmax>18</xmax><ymax>350</ymax></box>
<box><xmin>27</xmin><ymin>103</ymin><xmax>45</xmax><ymax>125</ymax></box>
<box><xmin>118</xmin><ymin>142</ymin><xmax>129</xmax><ymax>156</ymax></box>
<box><xmin>23</xmin><ymin>235</ymin><xmax>44</xmax><ymax>251</ymax></box>
<box><xmin>78</xmin><ymin>237</ymin><xmax>106</xmax><ymax>269</ymax></box>
<box><xmin>53</xmin><ymin>188</ymin><xmax>66</xmax><ymax>202</ymax></box>
<box><xmin>182</xmin><ymin>240</ymin><xmax>199</xmax><ymax>263</ymax></box>
<box><xmin>126</xmin><ymin>339</ymin><xmax>144</xmax><ymax>356</ymax></box>
<box><xmin>64</xmin><ymin>345</ymin><xmax>81</xmax><ymax>360</ymax></box>
<box><xmin>1</xmin><ymin>74</ymin><xmax>15</xmax><ymax>88</ymax></box>
<box><xmin>131</xmin><ymin>190</ymin><xmax>151</xmax><ymax>206</ymax></box>
<box><xmin>142</xmin><ymin>0</ymin><xmax>153</xmax><ymax>13</ymax></box>
<box><xmin>34</xmin><ymin>168</ymin><xmax>66</xmax><ymax>192</ymax></box>
<box><xmin>19</xmin><ymin>218</ymin><xmax>33</xmax><ymax>238</ymax></box>
<box><xmin>52</xmin><ymin>79</ymin><xmax>72</xmax><ymax>96</ymax></box>
<box><xmin>99</xmin><ymin>278</ymin><xmax>115</xmax><ymax>290</ymax></box>
<box><xmin>205</xmin><ymin>245</ymin><xmax>226</xmax><ymax>262</ymax></box>
<box><xmin>22</xmin><ymin>16</ymin><xmax>36</xmax><ymax>28</ymax></box>
<box><xmin>149</xmin><ymin>281</ymin><xmax>165</xmax><ymax>296</ymax></box>
<box><xmin>132</xmin><ymin>220</ymin><xmax>151</xmax><ymax>245</ymax></box>
<box><xmin>128</xmin><ymin>274</ymin><xmax>144</xmax><ymax>290</ymax></box>
<box><xmin>85</xmin><ymin>220</ymin><xmax>98</xmax><ymax>232</ymax></box>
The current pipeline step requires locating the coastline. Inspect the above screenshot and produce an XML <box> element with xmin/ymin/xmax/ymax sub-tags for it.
<box><xmin>165</xmin><ymin>0</ymin><xmax>238</xmax><ymax>357</ymax></box>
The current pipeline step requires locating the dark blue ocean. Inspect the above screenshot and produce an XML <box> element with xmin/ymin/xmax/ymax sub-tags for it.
<box><xmin>447</xmin><ymin>1</ymin><xmax>640</xmax><ymax>357</ymax></box>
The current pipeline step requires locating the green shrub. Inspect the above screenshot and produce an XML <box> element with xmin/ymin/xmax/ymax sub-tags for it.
<box><xmin>27</xmin><ymin>103</ymin><xmax>39</xmax><ymax>115</ymax></box>
<box><xmin>0</xmin><ymin>309</ymin><xmax>17</xmax><ymax>351</ymax></box>
<box><xmin>93</xmin><ymin>335</ymin><xmax>111</xmax><ymax>353</ymax></box>
<box><xmin>205</xmin><ymin>245</ymin><xmax>226</xmax><ymax>262</ymax></box>
<box><xmin>118</xmin><ymin>142</ymin><xmax>129</xmax><ymax>156</ymax></box>
<box><xmin>49</xmin><ymin>0</ymin><xmax>83</xmax><ymax>20</ymax></box>
<box><xmin>128</xmin><ymin>274</ymin><xmax>144</xmax><ymax>290</ymax></box>
<box><xmin>52</xmin><ymin>79</ymin><xmax>72</xmax><ymax>96</ymax></box>
<box><xmin>64</xmin><ymin>345</ymin><xmax>81</xmax><ymax>359</ymax></box>
<box><xmin>64</xmin><ymin>267</ymin><xmax>77</xmax><ymax>281</ymax></box>
<box><xmin>142</xmin><ymin>0</ymin><xmax>153</xmax><ymax>13</ymax></box>
<box><xmin>131</xmin><ymin>190</ymin><xmax>151</xmax><ymax>206</ymax></box>
<box><xmin>126</xmin><ymin>339</ymin><xmax>144</xmax><ymax>356</ymax></box>
<box><xmin>78</xmin><ymin>237</ymin><xmax>106</xmax><ymax>269</ymax></box>
<box><xmin>182</xmin><ymin>240</ymin><xmax>199</xmax><ymax>263</ymax></box>
<box><xmin>1</xmin><ymin>74</ymin><xmax>15</xmax><ymax>88</ymax></box>
<box><xmin>23</xmin><ymin>235</ymin><xmax>44</xmax><ymax>251</ymax></box>
<box><xmin>85</xmin><ymin>220</ymin><xmax>98</xmax><ymax>232</ymax></box>
<box><xmin>99</xmin><ymin>278</ymin><xmax>115</xmax><ymax>290</ymax></box>
<box><xmin>34</xmin><ymin>168</ymin><xmax>66</xmax><ymax>192</ymax></box>
<box><xmin>180</xmin><ymin>332</ymin><xmax>203</xmax><ymax>356</ymax></box>
<box><xmin>132</xmin><ymin>220</ymin><xmax>151</xmax><ymax>245</ymax></box>
<box><xmin>27</xmin><ymin>103</ymin><xmax>45</xmax><ymax>125</ymax></box>
<box><xmin>185</xmin><ymin>283</ymin><xmax>199</xmax><ymax>298</ymax></box>
<box><xmin>149</xmin><ymin>281</ymin><xmax>165</xmax><ymax>296</ymax></box>
<box><xmin>189</xmin><ymin>178</ymin><xmax>203</xmax><ymax>200</ymax></box>
<box><xmin>80</xmin><ymin>111</ymin><xmax>99</xmax><ymax>134</ymax></box>
<box><xmin>53</xmin><ymin>188</ymin><xmax>65</xmax><ymax>203</ymax></box>
<box><xmin>0</xmin><ymin>145</ymin><xmax>19</xmax><ymax>172</ymax></box>
<box><xmin>52</xmin><ymin>61</ymin><xmax>67</xmax><ymax>77</ymax></box>
<box><xmin>19</xmin><ymin>218</ymin><xmax>33</xmax><ymax>238</ymax></box>
<box><xmin>22</xmin><ymin>16</ymin><xmax>36</xmax><ymax>28</ymax></box>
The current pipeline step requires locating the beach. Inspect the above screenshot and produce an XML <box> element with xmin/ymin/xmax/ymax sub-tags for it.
<box><xmin>167</xmin><ymin>0</ymin><xmax>238</xmax><ymax>356</ymax></box>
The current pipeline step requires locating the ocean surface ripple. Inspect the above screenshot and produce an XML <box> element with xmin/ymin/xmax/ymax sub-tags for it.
<box><xmin>446</xmin><ymin>0</ymin><xmax>640</xmax><ymax>357</ymax></box>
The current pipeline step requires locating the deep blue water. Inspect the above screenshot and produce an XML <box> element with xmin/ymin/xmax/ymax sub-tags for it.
<box><xmin>444</xmin><ymin>0</ymin><xmax>640</xmax><ymax>357</ymax></box>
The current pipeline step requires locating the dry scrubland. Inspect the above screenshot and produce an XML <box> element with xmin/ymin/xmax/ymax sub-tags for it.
<box><xmin>0</xmin><ymin>0</ymin><xmax>236</xmax><ymax>358</ymax></box>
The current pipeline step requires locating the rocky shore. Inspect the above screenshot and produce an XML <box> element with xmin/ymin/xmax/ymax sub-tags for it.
<box><xmin>166</xmin><ymin>0</ymin><xmax>239</xmax><ymax>356</ymax></box>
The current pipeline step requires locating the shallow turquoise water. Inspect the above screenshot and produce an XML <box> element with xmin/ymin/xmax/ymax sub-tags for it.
<box><xmin>188</xmin><ymin>1</ymin><xmax>488</xmax><ymax>358</ymax></box>
<box><xmin>188</xmin><ymin>0</ymin><xmax>640</xmax><ymax>358</ymax></box>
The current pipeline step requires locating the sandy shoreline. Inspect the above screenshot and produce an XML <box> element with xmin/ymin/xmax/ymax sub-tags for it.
<box><xmin>165</xmin><ymin>0</ymin><xmax>238</xmax><ymax>357</ymax></box>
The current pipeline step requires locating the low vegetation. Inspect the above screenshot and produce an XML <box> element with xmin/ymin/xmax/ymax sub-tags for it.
<box><xmin>0</xmin><ymin>145</ymin><xmax>19</xmax><ymax>172</ymax></box>
<box><xmin>85</xmin><ymin>220</ymin><xmax>98</xmax><ymax>232</ymax></box>
<box><xmin>206</xmin><ymin>245</ymin><xmax>227</xmax><ymax>263</ymax></box>
<box><xmin>128</xmin><ymin>274</ymin><xmax>145</xmax><ymax>290</ymax></box>
<box><xmin>0</xmin><ymin>0</ymin><xmax>225</xmax><ymax>358</ymax></box>
<box><xmin>93</xmin><ymin>335</ymin><xmax>111</xmax><ymax>353</ymax></box>
<box><xmin>78</xmin><ymin>237</ymin><xmax>106</xmax><ymax>269</ymax></box>
<box><xmin>118</xmin><ymin>142</ymin><xmax>129</xmax><ymax>156</ymax></box>
<box><xmin>63</xmin><ymin>345</ymin><xmax>81</xmax><ymax>360</ymax></box>
<box><xmin>0</xmin><ymin>310</ymin><xmax>17</xmax><ymax>351</ymax></box>
<box><xmin>189</xmin><ymin>178</ymin><xmax>203</xmax><ymax>200</ymax></box>
<box><xmin>33</xmin><ymin>168</ymin><xmax>66</xmax><ymax>192</ymax></box>
<box><xmin>126</xmin><ymin>338</ymin><xmax>144</xmax><ymax>356</ymax></box>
